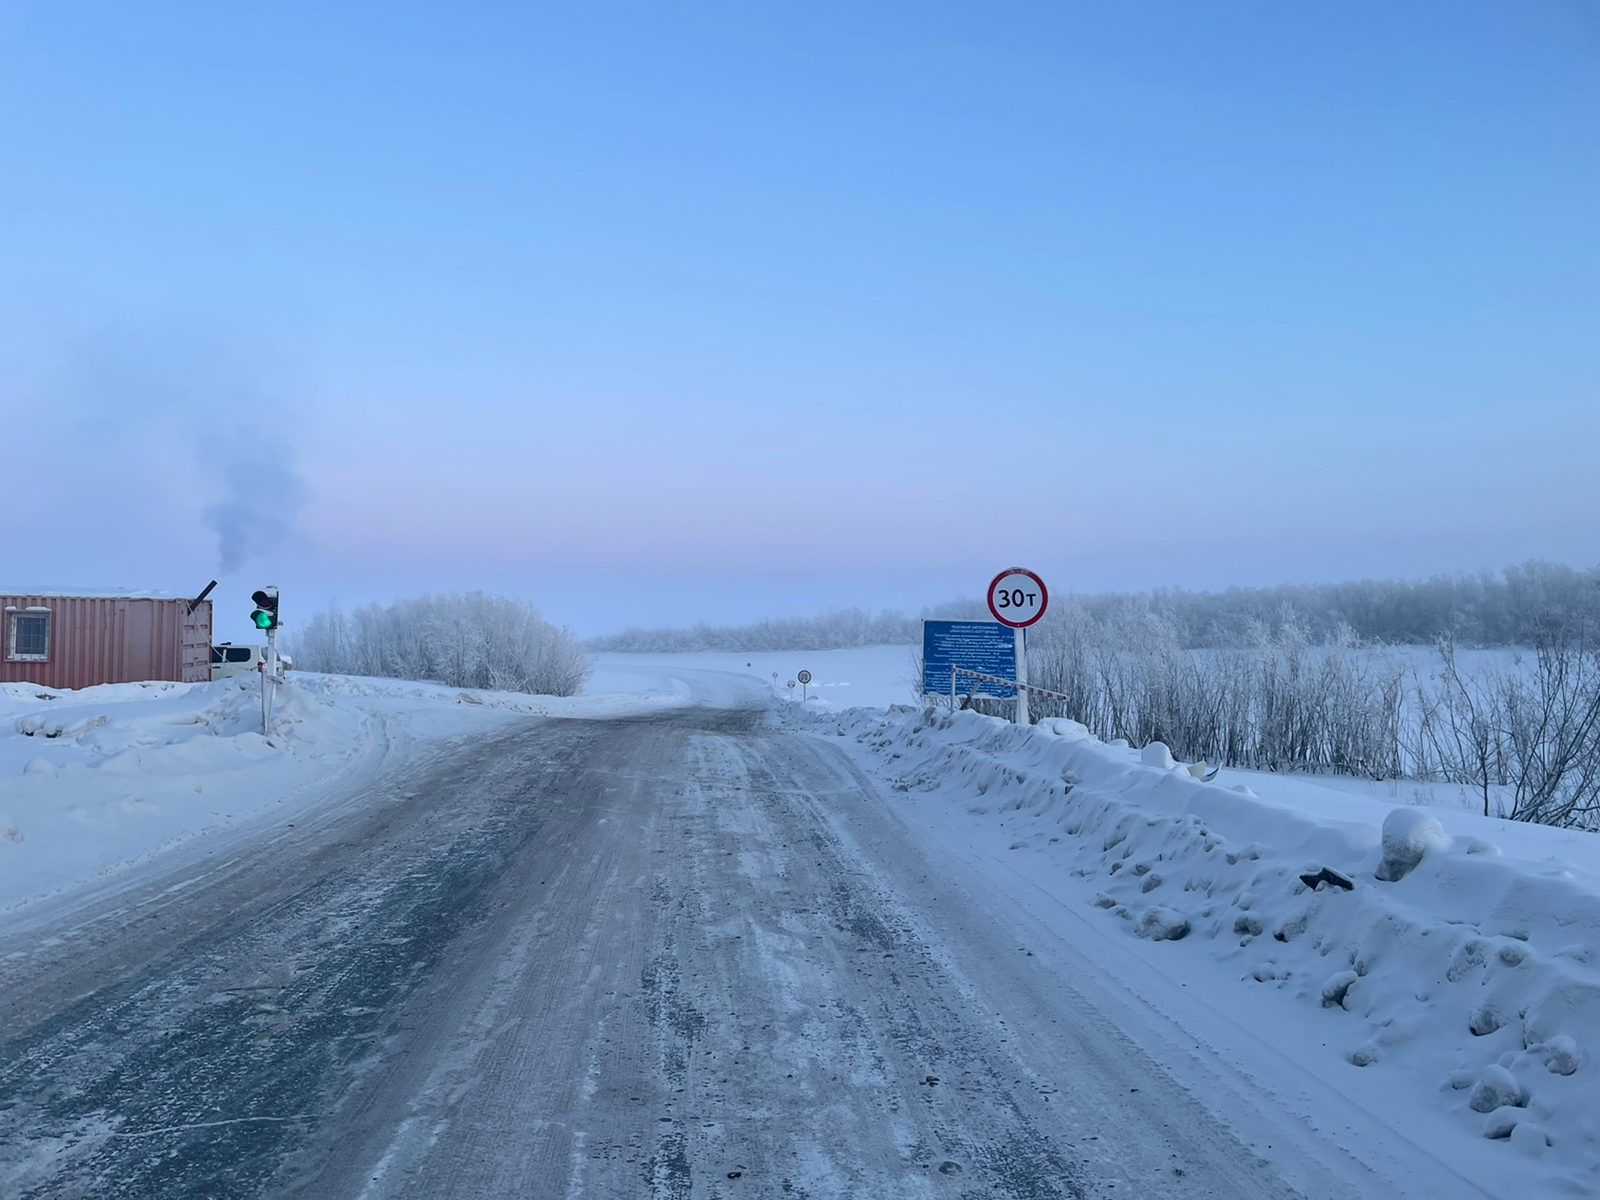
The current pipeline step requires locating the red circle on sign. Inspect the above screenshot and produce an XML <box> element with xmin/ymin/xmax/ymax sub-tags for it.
<box><xmin>987</xmin><ymin>568</ymin><xmax>1049</xmax><ymax>628</ymax></box>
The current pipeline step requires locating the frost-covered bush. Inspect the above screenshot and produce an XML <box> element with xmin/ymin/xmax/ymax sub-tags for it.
<box><xmin>292</xmin><ymin>593</ymin><xmax>589</xmax><ymax>697</ymax></box>
<box><xmin>1022</xmin><ymin>602</ymin><xmax>1600</xmax><ymax>830</ymax></box>
<box><xmin>1025</xmin><ymin>603</ymin><xmax>1408</xmax><ymax>779</ymax></box>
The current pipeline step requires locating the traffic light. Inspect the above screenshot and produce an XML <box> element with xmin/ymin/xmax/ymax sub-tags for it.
<box><xmin>250</xmin><ymin>587</ymin><xmax>280</xmax><ymax>631</ymax></box>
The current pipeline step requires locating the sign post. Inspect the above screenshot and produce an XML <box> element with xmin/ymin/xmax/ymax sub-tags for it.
<box><xmin>986</xmin><ymin>568</ymin><xmax>1049</xmax><ymax>725</ymax></box>
<box><xmin>797</xmin><ymin>669</ymin><xmax>812</xmax><ymax>701</ymax></box>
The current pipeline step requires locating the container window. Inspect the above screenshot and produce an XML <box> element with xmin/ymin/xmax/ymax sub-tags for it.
<box><xmin>7</xmin><ymin>611</ymin><xmax>50</xmax><ymax>661</ymax></box>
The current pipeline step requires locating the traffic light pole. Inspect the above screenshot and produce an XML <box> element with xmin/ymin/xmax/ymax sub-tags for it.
<box><xmin>261</xmin><ymin>629</ymin><xmax>271</xmax><ymax>733</ymax></box>
<box><xmin>250</xmin><ymin>586</ymin><xmax>282</xmax><ymax>736</ymax></box>
<box><xmin>262</xmin><ymin>627</ymin><xmax>279</xmax><ymax>734</ymax></box>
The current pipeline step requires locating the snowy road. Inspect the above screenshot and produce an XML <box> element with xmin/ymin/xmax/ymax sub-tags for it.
<box><xmin>3</xmin><ymin>704</ymin><xmax>1305</xmax><ymax>1200</ymax></box>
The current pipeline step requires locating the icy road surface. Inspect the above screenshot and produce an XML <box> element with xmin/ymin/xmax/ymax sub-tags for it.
<box><xmin>0</xmin><ymin>702</ymin><xmax>1319</xmax><ymax>1200</ymax></box>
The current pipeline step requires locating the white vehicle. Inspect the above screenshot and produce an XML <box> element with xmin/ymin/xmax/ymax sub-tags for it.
<box><xmin>210</xmin><ymin>643</ymin><xmax>293</xmax><ymax>680</ymax></box>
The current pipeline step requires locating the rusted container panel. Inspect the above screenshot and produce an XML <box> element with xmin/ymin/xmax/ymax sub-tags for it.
<box><xmin>0</xmin><ymin>595</ymin><xmax>213</xmax><ymax>691</ymax></box>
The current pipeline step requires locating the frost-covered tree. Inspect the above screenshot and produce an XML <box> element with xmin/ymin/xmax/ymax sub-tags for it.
<box><xmin>292</xmin><ymin>592</ymin><xmax>589</xmax><ymax>697</ymax></box>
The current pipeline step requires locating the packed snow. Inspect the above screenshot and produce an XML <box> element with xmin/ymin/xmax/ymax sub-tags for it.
<box><xmin>794</xmin><ymin>699</ymin><xmax>1600</xmax><ymax>1195</ymax></box>
<box><xmin>590</xmin><ymin>646</ymin><xmax>917</xmax><ymax>710</ymax></box>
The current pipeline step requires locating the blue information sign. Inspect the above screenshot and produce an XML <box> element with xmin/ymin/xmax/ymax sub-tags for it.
<box><xmin>921</xmin><ymin>620</ymin><xmax>1017</xmax><ymax>699</ymax></box>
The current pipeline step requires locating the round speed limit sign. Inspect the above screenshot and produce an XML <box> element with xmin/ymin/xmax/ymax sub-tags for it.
<box><xmin>987</xmin><ymin>567</ymin><xmax>1049</xmax><ymax>628</ymax></box>
<box><xmin>797</xmin><ymin>670</ymin><xmax>812</xmax><ymax>685</ymax></box>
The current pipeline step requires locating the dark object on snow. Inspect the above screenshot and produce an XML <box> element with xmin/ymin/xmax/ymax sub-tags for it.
<box><xmin>1300</xmin><ymin>866</ymin><xmax>1355</xmax><ymax>892</ymax></box>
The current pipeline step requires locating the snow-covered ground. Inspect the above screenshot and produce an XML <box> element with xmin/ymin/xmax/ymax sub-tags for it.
<box><xmin>0</xmin><ymin>672</ymin><xmax>684</xmax><ymax>914</ymax></box>
<box><xmin>590</xmin><ymin>645</ymin><xmax>917</xmax><ymax>710</ymax></box>
<box><xmin>599</xmin><ymin>646</ymin><xmax>1600</xmax><ymax>1190</ymax></box>
<box><xmin>793</xmin><ymin>700</ymin><xmax>1600</xmax><ymax>1196</ymax></box>
<box><xmin>10</xmin><ymin>643</ymin><xmax>1600</xmax><ymax>1192</ymax></box>
<box><xmin>2</xmin><ymin>641</ymin><xmax>1530</xmax><ymax>919</ymax></box>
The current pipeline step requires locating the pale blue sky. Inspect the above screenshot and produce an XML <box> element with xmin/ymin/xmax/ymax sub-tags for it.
<box><xmin>4</xmin><ymin>2</ymin><xmax>1597</xmax><ymax>639</ymax></box>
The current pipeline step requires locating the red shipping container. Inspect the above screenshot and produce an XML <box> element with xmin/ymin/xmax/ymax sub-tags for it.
<box><xmin>0</xmin><ymin>593</ymin><xmax>213</xmax><ymax>691</ymax></box>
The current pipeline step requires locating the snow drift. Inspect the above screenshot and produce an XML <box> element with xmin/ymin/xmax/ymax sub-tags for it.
<box><xmin>803</xmin><ymin>703</ymin><xmax>1600</xmax><ymax>1189</ymax></box>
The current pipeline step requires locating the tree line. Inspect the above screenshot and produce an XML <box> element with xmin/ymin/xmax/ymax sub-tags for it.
<box><xmin>586</xmin><ymin>602</ymin><xmax>983</xmax><ymax>654</ymax></box>
<box><xmin>588</xmin><ymin>562</ymin><xmax>1600</xmax><ymax>654</ymax></box>
<box><xmin>1087</xmin><ymin>560</ymin><xmax>1600</xmax><ymax>648</ymax></box>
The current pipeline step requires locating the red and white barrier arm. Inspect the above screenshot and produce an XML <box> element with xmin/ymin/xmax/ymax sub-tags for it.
<box><xmin>950</xmin><ymin>667</ymin><xmax>1076</xmax><ymax>704</ymax></box>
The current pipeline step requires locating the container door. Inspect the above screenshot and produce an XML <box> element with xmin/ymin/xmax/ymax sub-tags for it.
<box><xmin>123</xmin><ymin>600</ymin><xmax>158</xmax><ymax>682</ymax></box>
<box><xmin>181</xmin><ymin>601</ymin><xmax>213</xmax><ymax>683</ymax></box>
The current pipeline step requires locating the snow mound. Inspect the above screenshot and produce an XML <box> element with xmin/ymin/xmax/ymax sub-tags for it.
<box><xmin>1135</xmin><ymin>906</ymin><xmax>1190</xmax><ymax>941</ymax></box>
<box><xmin>1469</xmin><ymin>1064</ymin><xmax>1525</xmax><ymax>1113</ymax></box>
<box><xmin>798</xmin><ymin>703</ymin><xmax>1600</xmax><ymax>1189</ymax></box>
<box><xmin>1376</xmin><ymin>807</ymin><xmax>1452</xmax><ymax>882</ymax></box>
<box><xmin>1139</xmin><ymin>741</ymin><xmax>1176</xmax><ymax>769</ymax></box>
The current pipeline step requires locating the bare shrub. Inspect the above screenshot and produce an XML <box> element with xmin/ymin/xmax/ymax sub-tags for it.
<box><xmin>1501</xmin><ymin>639</ymin><xmax>1600</xmax><ymax>826</ymax></box>
<box><xmin>1416</xmin><ymin>632</ymin><xmax>1600</xmax><ymax>827</ymax></box>
<box><xmin>1412</xmin><ymin>639</ymin><xmax>1512</xmax><ymax>816</ymax></box>
<box><xmin>1024</xmin><ymin>605</ymin><xmax>1600</xmax><ymax>829</ymax></box>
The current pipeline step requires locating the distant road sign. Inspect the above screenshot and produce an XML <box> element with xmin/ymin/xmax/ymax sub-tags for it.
<box><xmin>987</xmin><ymin>568</ymin><xmax>1048</xmax><ymax>628</ymax></box>
<box><xmin>921</xmin><ymin>621</ymin><xmax>1017</xmax><ymax>699</ymax></box>
<box><xmin>797</xmin><ymin>670</ymin><xmax>812</xmax><ymax>685</ymax></box>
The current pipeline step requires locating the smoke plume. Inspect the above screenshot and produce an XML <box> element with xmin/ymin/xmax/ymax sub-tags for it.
<box><xmin>203</xmin><ymin>428</ymin><xmax>310</xmax><ymax>575</ymax></box>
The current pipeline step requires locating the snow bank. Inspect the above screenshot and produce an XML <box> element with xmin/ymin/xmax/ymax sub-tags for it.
<box><xmin>297</xmin><ymin>671</ymin><xmax>688</xmax><ymax>724</ymax></box>
<box><xmin>0</xmin><ymin>673</ymin><xmax>681</xmax><ymax>913</ymax></box>
<box><xmin>0</xmin><ymin>676</ymin><xmax>366</xmax><ymax>909</ymax></box>
<box><xmin>803</xmin><ymin>704</ymin><xmax>1600</xmax><ymax>1188</ymax></box>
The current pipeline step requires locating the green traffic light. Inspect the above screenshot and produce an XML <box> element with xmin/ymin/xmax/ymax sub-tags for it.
<box><xmin>252</xmin><ymin>610</ymin><xmax>274</xmax><ymax>629</ymax></box>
